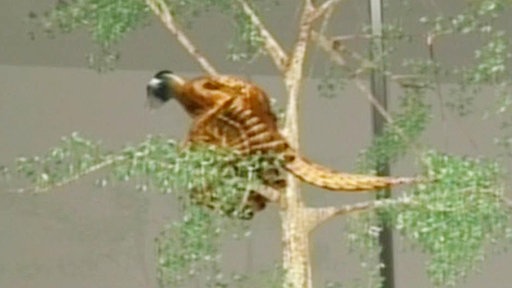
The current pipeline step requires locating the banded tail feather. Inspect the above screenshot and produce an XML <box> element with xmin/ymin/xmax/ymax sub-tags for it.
<box><xmin>204</xmin><ymin>99</ymin><xmax>419</xmax><ymax>191</ymax></box>
<box><xmin>283</xmin><ymin>150</ymin><xmax>418</xmax><ymax>191</ymax></box>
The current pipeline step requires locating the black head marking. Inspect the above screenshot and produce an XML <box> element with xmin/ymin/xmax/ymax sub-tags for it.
<box><xmin>154</xmin><ymin>70</ymin><xmax>173</xmax><ymax>79</ymax></box>
<box><xmin>146</xmin><ymin>70</ymin><xmax>174</xmax><ymax>109</ymax></box>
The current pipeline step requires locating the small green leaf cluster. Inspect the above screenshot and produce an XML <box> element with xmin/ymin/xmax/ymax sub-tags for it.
<box><xmin>345</xmin><ymin>212</ymin><xmax>385</xmax><ymax>288</ymax></box>
<box><xmin>317</xmin><ymin>64</ymin><xmax>348</xmax><ymax>99</ymax></box>
<box><xmin>30</xmin><ymin>0</ymin><xmax>150</xmax><ymax>71</ymax></box>
<box><xmin>453</xmin><ymin>31</ymin><xmax>511</xmax><ymax>114</ymax></box>
<box><xmin>227</xmin><ymin>9</ymin><xmax>265</xmax><ymax>63</ymax></box>
<box><xmin>462</xmin><ymin>32</ymin><xmax>510</xmax><ymax>86</ymax></box>
<box><xmin>13</xmin><ymin>132</ymin><xmax>107</xmax><ymax>191</ymax></box>
<box><xmin>348</xmin><ymin>151</ymin><xmax>511</xmax><ymax>287</ymax></box>
<box><xmin>156</xmin><ymin>205</ymin><xmax>224</xmax><ymax>286</ymax></box>
<box><xmin>417</xmin><ymin>0</ymin><xmax>512</xmax><ymax>117</ymax></box>
<box><xmin>366</xmin><ymin>22</ymin><xmax>409</xmax><ymax>64</ymax></box>
<box><xmin>419</xmin><ymin>0</ymin><xmax>508</xmax><ymax>35</ymax></box>
<box><xmin>358</xmin><ymin>88</ymin><xmax>430</xmax><ymax>173</ymax></box>
<box><xmin>165</xmin><ymin>0</ymin><xmax>231</xmax><ymax>25</ymax></box>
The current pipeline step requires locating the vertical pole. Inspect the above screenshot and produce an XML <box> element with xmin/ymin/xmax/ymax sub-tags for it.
<box><xmin>368</xmin><ymin>1</ymin><xmax>395</xmax><ymax>287</ymax></box>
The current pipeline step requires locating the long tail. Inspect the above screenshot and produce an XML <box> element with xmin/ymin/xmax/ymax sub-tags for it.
<box><xmin>284</xmin><ymin>153</ymin><xmax>418</xmax><ymax>191</ymax></box>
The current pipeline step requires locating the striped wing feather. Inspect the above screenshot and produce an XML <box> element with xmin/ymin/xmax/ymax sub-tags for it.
<box><xmin>184</xmin><ymin>76</ymin><xmax>418</xmax><ymax>192</ymax></box>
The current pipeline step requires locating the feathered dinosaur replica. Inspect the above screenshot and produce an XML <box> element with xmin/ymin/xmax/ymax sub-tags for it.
<box><xmin>146</xmin><ymin>70</ymin><xmax>417</xmax><ymax>218</ymax></box>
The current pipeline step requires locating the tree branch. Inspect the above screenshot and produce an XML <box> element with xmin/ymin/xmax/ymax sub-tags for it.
<box><xmin>312</xmin><ymin>31</ymin><xmax>416</xmax><ymax>142</ymax></box>
<box><xmin>280</xmin><ymin>2</ymin><xmax>318</xmax><ymax>288</ymax></box>
<box><xmin>307</xmin><ymin>196</ymin><xmax>416</xmax><ymax>231</ymax></box>
<box><xmin>236</xmin><ymin>0</ymin><xmax>289</xmax><ymax>72</ymax></box>
<box><xmin>312</xmin><ymin>0</ymin><xmax>345</xmax><ymax>20</ymax></box>
<box><xmin>311</xmin><ymin>31</ymin><xmax>346</xmax><ymax>66</ymax></box>
<box><xmin>283</xmin><ymin>1</ymin><xmax>316</xmax><ymax>145</ymax></box>
<box><xmin>9</xmin><ymin>155</ymin><xmax>122</xmax><ymax>194</ymax></box>
<box><xmin>145</xmin><ymin>0</ymin><xmax>218</xmax><ymax>75</ymax></box>
<box><xmin>353</xmin><ymin>76</ymin><xmax>395</xmax><ymax>124</ymax></box>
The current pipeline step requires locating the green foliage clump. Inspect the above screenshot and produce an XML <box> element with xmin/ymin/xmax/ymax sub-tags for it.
<box><xmin>31</xmin><ymin>0</ymin><xmax>281</xmax><ymax>68</ymax></box>
<box><xmin>13</xmin><ymin>132</ymin><xmax>108</xmax><ymax>191</ymax></box>
<box><xmin>396</xmin><ymin>151</ymin><xmax>510</xmax><ymax>287</ymax></box>
<box><xmin>348</xmin><ymin>150</ymin><xmax>511</xmax><ymax>287</ymax></box>
<box><xmin>7</xmin><ymin>133</ymin><xmax>282</xmax><ymax>219</ymax></box>
<box><xmin>452</xmin><ymin>31</ymin><xmax>511</xmax><ymax>116</ymax></box>
<box><xmin>227</xmin><ymin>9</ymin><xmax>265</xmax><ymax>63</ymax></box>
<box><xmin>156</xmin><ymin>206</ymin><xmax>224</xmax><ymax>286</ymax></box>
<box><xmin>30</xmin><ymin>0</ymin><xmax>150</xmax><ymax>71</ymax></box>
<box><xmin>156</xmin><ymin>190</ymin><xmax>279</xmax><ymax>287</ymax></box>
<box><xmin>3</xmin><ymin>133</ymin><xmax>285</xmax><ymax>286</ymax></box>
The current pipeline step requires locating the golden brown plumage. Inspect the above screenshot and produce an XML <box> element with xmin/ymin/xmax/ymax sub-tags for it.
<box><xmin>146</xmin><ymin>71</ymin><xmax>418</xmax><ymax>215</ymax></box>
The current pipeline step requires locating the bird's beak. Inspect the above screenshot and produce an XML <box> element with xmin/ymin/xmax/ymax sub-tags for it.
<box><xmin>146</xmin><ymin>78</ymin><xmax>165</xmax><ymax>111</ymax></box>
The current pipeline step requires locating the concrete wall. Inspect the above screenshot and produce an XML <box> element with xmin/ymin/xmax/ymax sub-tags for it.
<box><xmin>0</xmin><ymin>65</ymin><xmax>511</xmax><ymax>287</ymax></box>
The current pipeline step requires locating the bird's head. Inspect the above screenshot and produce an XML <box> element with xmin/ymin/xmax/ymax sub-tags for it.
<box><xmin>146</xmin><ymin>70</ymin><xmax>185</xmax><ymax>109</ymax></box>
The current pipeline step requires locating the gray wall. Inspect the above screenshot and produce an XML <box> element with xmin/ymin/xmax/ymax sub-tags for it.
<box><xmin>1</xmin><ymin>0</ymin><xmax>511</xmax><ymax>287</ymax></box>
<box><xmin>0</xmin><ymin>65</ymin><xmax>511</xmax><ymax>287</ymax></box>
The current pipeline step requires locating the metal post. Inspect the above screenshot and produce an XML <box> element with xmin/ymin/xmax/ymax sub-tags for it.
<box><xmin>368</xmin><ymin>0</ymin><xmax>395</xmax><ymax>287</ymax></box>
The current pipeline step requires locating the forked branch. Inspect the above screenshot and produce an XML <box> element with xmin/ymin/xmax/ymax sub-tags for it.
<box><xmin>311</xmin><ymin>31</ymin><xmax>346</xmax><ymax>66</ymax></box>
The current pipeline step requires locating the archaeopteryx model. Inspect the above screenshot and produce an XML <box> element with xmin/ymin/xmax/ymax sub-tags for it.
<box><xmin>146</xmin><ymin>70</ymin><xmax>417</xmax><ymax>215</ymax></box>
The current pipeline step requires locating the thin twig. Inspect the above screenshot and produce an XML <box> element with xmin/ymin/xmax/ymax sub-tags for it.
<box><xmin>353</xmin><ymin>76</ymin><xmax>395</xmax><ymax>124</ymax></box>
<box><xmin>237</xmin><ymin>0</ymin><xmax>289</xmax><ymax>72</ymax></box>
<box><xmin>306</xmin><ymin>2</ymin><xmax>336</xmax><ymax>82</ymax></box>
<box><xmin>331</xmin><ymin>34</ymin><xmax>372</xmax><ymax>42</ymax></box>
<box><xmin>9</xmin><ymin>155</ymin><xmax>123</xmax><ymax>194</ymax></box>
<box><xmin>312</xmin><ymin>32</ymin><xmax>421</xmax><ymax>147</ymax></box>
<box><xmin>145</xmin><ymin>0</ymin><xmax>218</xmax><ymax>75</ymax></box>
<box><xmin>307</xmin><ymin>196</ymin><xmax>416</xmax><ymax>230</ymax></box>
<box><xmin>307</xmin><ymin>184</ymin><xmax>512</xmax><ymax>229</ymax></box>
<box><xmin>312</xmin><ymin>0</ymin><xmax>345</xmax><ymax>20</ymax></box>
<box><xmin>313</xmin><ymin>31</ymin><xmax>373</xmax><ymax>69</ymax></box>
<box><xmin>311</xmin><ymin>31</ymin><xmax>346</xmax><ymax>66</ymax></box>
<box><xmin>354</xmin><ymin>75</ymin><xmax>433</xmax><ymax>162</ymax></box>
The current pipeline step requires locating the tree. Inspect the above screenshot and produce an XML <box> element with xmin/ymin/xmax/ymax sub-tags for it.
<box><xmin>3</xmin><ymin>0</ymin><xmax>512</xmax><ymax>287</ymax></box>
